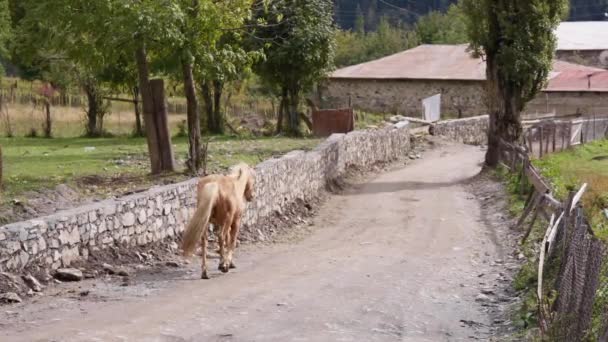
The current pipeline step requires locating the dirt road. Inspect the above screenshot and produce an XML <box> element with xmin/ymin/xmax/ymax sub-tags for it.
<box><xmin>1</xmin><ymin>142</ymin><xmax>519</xmax><ymax>342</ymax></box>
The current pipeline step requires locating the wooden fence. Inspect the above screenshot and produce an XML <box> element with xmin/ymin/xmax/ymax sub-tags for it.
<box><xmin>523</xmin><ymin>116</ymin><xmax>608</xmax><ymax>158</ymax></box>
<box><xmin>499</xmin><ymin>121</ymin><xmax>607</xmax><ymax>340</ymax></box>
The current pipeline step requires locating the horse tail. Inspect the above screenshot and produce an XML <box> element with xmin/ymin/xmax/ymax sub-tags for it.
<box><xmin>182</xmin><ymin>182</ymin><xmax>219</xmax><ymax>257</ymax></box>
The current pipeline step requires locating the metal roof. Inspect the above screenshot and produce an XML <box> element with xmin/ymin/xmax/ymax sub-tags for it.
<box><xmin>545</xmin><ymin>70</ymin><xmax>608</xmax><ymax>91</ymax></box>
<box><xmin>556</xmin><ymin>21</ymin><xmax>608</xmax><ymax>51</ymax></box>
<box><xmin>331</xmin><ymin>45</ymin><xmax>604</xmax><ymax>88</ymax></box>
<box><xmin>331</xmin><ymin>44</ymin><xmax>486</xmax><ymax>81</ymax></box>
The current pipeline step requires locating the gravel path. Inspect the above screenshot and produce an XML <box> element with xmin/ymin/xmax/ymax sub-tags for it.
<box><xmin>1</xmin><ymin>142</ymin><xmax>520</xmax><ymax>342</ymax></box>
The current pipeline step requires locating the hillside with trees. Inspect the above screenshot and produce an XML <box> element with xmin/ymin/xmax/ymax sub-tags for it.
<box><xmin>335</xmin><ymin>0</ymin><xmax>608</xmax><ymax>30</ymax></box>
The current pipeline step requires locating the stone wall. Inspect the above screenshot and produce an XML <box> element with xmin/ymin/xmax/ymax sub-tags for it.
<box><xmin>556</xmin><ymin>50</ymin><xmax>606</xmax><ymax>69</ymax></box>
<box><xmin>526</xmin><ymin>91</ymin><xmax>608</xmax><ymax>117</ymax></box>
<box><xmin>322</xmin><ymin>77</ymin><xmax>608</xmax><ymax>121</ymax></box>
<box><xmin>431</xmin><ymin>115</ymin><xmax>489</xmax><ymax>145</ymax></box>
<box><xmin>321</xmin><ymin>78</ymin><xmax>487</xmax><ymax>118</ymax></box>
<box><xmin>0</xmin><ymin>123</ymin><xmax>411</xmax><ymax>272</ymax></box>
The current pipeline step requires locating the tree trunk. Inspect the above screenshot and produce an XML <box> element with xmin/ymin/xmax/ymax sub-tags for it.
<box><xmin>83</xmin><ymin>81</ymin><xmax>103</xmax><ymax>137</ymax></box>
<box><xmin>43</xmin><ymin>100</ymin><xmax>52</xmax><ymax>138</ymax></box>
<box><xmin>132</xmin><ymin>86</ymin><xmax>144</xmax><ymax>137</ymax></box>
<box><xmin>135</xmin><ymin>41</ymin><xmax>174</xmax><ymax>174</ymax></box>
<box><xmin>286</xmin><ymin>87</ymin><xmax>301</xmax><ymax>136</ymax></box>
<box><xmin>201</xmin><ymin>81</ymin><xmax>214</xmax><ymax>133</ymax></box>
<box><xmin>212</xmin><ymin>80</ymin><xmax>224</xmax><ymax>135</ymax></box>
<box><xmin>485</xmin><ymin>55</ymin><xmax>523</xmax><ymax>167</ymax></box>
<box><xmin>276</xmin><ymin>87</ymin><xmax>287</xmax><ymax>135</ymax></box>
<box><xmin>150</xmin><ymin>79</ymin><xmax>176</xmax><ymax>172</ymax></box>
<box><xmin>182</xmin><ymin>56</ymin><xmax>202</xmax><ymax>173</ymax></box>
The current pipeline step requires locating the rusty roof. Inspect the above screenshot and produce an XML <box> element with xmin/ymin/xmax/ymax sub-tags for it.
<box><xmin>556</xmin><ymin>21</ymin><xmax>608</xmax><ymax>51</ymax></box>
<box><xmin>546</xmin><ymin>70</ymin><xmax>608</xmax><ymax>91</ymax></box>
<box><xmin>330</xmin><ymin>44</ymin><xmax>608</xmax><ymax>91</ymax></box>
<box><xmin>331</xmin><ymin>44</ymin><xmax>486</xmax><ymax>81</ymax></box>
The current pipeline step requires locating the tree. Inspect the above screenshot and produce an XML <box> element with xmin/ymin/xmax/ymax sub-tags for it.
<box><xmin>252</xmin><ymin>0</ymin><xmax>335</xmax><ymax>136</ymax></box>
<box><xmin>415</xmin><ymin>3</ymin><xmax>468</xmax><ymax>44</ymax></box>
<box><xmin>172</xmin><ymin>0</ymin><xmax>256</xmax><ymax>171</ymax></box>
<box><xmin>21</xmin><ymin>0</ymin><xmax>181</xmax><ymax>173</ymax></box>
<box><xmin>197</xmin><ymin>33</ymin><xmax>260</xmax><ymax>135</ymax></box>
<box><xmin>462</xmin><ymin>0</ymin><xmax>568</xmax><ymax>167</ymax></box>
<box><xmin>14</xmin><ymin>2</ymin><xmax>113</xmax><ymax>138</ymax></box>
<box><xmin>0</xmin><ymin>0</ymin><xmax>10</xmax><ymax>72</ymax></box>
<box><xmin>0</xmin><ymin>0</ymin><xmax>10</xmax><ymax>190</ymax></box>
<box><xmin>334</xmin><ymin>17</ymin><xmax>418</xmax><ymax>67</ymax></box>
<box><xmin>354</xmin><ymin>4</ymin><xmax>365</xmax><ymax>34</ymax></box>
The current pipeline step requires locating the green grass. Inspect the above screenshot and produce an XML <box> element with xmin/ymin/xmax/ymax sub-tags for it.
<box><xmin>533</xmin><ymin>139</ymin><xmax>608</xmax><ymax>340</ymax></box>
<box><xmin>0</xmin><ymin>135</ymin><xmax>320</xmax><ymax>202</ymax></box>
<box><xmin>496</xmin><ymin>140</ymin><xmax>608</xmax><ymax>340</ymax></box>
<box><xmin>532</xmin><ymin>139</ymin><xmax>608</xmax><ymax>240</ymax></box>
<box><xmin>354</xmin><ymin>110</ymin><xmax>389</xmax><ymax>129</ymax></box>
<box><xmin>494</xmin><ymin>166</ymin><xmax>556</xmax><ymax>338</ymax></box>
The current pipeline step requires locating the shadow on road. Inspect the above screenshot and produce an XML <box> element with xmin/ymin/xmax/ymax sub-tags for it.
<box><xmin>349</xmin><ymin>175</ymin><xmax>478</xmax><ymax>195</ymax></box>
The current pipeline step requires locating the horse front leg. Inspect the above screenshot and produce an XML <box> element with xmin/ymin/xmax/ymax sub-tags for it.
<box><xmin>228</xmin><ymin>214</ymin><xmax>242</xmax><ymax>269</ymax></box>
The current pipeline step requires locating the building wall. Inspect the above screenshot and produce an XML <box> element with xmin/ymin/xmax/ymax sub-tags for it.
<box><xmin>556</xmin><ymin>50</ymin><xmax>607</xmax><ymax>69</ymax></box>
<box><xmin>321</xmin><ymin>78</ymin><xmax>487</xmax><ymax>118</ymax></box>
<box><xmin>322</xmin><ymin>78</ymin><xmax>608</xmax><ymax>120</ymax></box>
<box><xmin>526</xmin><ymin>91</ymin><xmax>608</xmax><ymax>118</ymax></box>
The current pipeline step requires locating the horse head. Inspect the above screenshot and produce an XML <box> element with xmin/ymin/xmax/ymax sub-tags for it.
<box><xmin>232</xmin><ymin>163</ymin><xmax>256</xmax><ymax>202</ymax></box>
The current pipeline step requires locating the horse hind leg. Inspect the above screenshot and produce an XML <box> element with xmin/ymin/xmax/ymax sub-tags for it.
<box><xmin>218</xmin><ymin>219</ymin><xmax>232</xmax><ymax>273</ymax></box>
<box><xmin>201</xmin><ymin>224</ymin><xmax>210</xmax><ymax>280</ymax></box>
<box><xmin>228</xmin><ymin>215</ymin><xmax>242</xmax><ymax>269</ymax></box>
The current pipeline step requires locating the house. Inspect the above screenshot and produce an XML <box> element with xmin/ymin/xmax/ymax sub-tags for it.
<box><xmin>527</xmin><ymin>67</ymin><xmax>608</xmax><ymax>118</ymax></box>
<box><xmin>555</xmin><ymin>21</ymin><xmax>608</xmax><ymax>68</ymax></box>
<box><xmin>321</xmin><ymin>44</ymin><xmax>608</xmax><ymax>118</ymax></box>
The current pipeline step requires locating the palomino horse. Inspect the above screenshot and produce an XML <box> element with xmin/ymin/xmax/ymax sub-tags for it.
<box><xmin>181</xmin><ymin>163</ymin><xmax>255</xmax><ymax>279</ymax></box>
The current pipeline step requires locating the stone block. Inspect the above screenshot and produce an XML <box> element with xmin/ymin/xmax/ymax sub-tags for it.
<box><xmin>138</xmin><ymin>210</ymin><xmax>147</xmax><ymax>224</ymax></box>
<box><xmin>122</xmin><ymin>212</ymin><xmax>136</xmax><ymax>227</ymax></box>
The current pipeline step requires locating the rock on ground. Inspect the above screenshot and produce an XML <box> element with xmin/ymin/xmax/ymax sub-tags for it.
<box><xmin>54</xmin><ymin>269</ymin><xmax>83</xmax><ymax>282</ymax></box>
<box><xmin>0</xmin><ymin>292</ymin><xmax>22</xmax><ymax>303</ymax></box>
<box><xmin>22</xmin><ymin>274</ymin><xmax>43</xmax><ymax>292</ymax></box>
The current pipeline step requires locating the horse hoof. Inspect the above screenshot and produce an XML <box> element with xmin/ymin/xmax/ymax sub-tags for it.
<box><xmin>201</xmin><ymin>271</ymin><xmax>210</xmax><ymax>280</ymax></box>
<box><xmin>229</xmin><ymin>262</ymin><xmax>236</xmax><ymax>269</ymax></box>
<box><xmin>218</xmin><ymin>265</ymin><xmax>229</xmax><ymax>273</ymax></box>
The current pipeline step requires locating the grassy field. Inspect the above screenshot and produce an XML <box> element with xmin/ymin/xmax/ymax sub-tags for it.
<box><xmin>0</xmin><ymin>90</ymin><xmax>387</xmax><ymax>208</ymax></box>
<box><xmin>0</xmin><ymin>135</ymin><xmax>321</xmax><ymax>202</ymax></box>
<box><xmin>494</xmin><ymin>139</ymin><xmax>608</xmax><ymax>337</ymax></box>
<box><xmin>0</xmin><ymin>102</ymin><xmax>189</xmax><ymax>138</ymax></box>
<box><xmin>533</xmin><ymin>139</ymin><xmax>608</xmax><ymax>239</ymax></box>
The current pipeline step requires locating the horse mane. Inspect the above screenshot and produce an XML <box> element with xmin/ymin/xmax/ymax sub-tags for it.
<box><xmin>229</xmin><ymin>162</ymin><xmax>250</xmax><ymax>179</ymax></box>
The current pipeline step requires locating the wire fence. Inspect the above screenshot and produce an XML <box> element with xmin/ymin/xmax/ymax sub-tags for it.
<box><xmin>499</xmin><ymin>116</ymin><xmax>608</xmax><ymax>341</ymax></box>
<box><xmin>522</xmin><ymin>115</ymin><xmax>608</xmax><ymax>158</ymax></box>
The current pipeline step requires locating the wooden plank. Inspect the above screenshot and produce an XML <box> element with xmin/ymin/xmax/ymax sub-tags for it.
<box><xmin>543</xmin><ymin>194</ymin><xmax>562</xmax><ymax>210</ymax></box>
<box><xmin>499</xmin><ymin>162</ymin><xmax>511</xmax><ymax>171</ymax></box>
<box><xmin>538</xmin><ymin>214</ymin><xmax>556</xmax><ymax>302</ymax></box>
<box><xmin>547</xmin><ymin>211</ymin><xmax>565</xmax><ymax>256</ymax></box>
<box><xmin>570</xmin><ymin>183</ymin><xmax>588</xmax><ymax>213</ymax></box>
<box><xmin>539</xmin><ymin>126</ymin><xmax>544</xmax><ymax>158</ymax></box>
<box><xmin>547</xmin><ymin>126</ymin><xmax>551</xmax><ymax>154</ymax></box>
<box><xmin>522</xmin><ymin>198</ymin><xmax>542</xmax><ymax>243</ymax></box>
<box><xmin>538</xmin><ymin>206</ymin><xmax>551</xmax><ymax>222</ymax></box>
<box><xmin>103</xmin><ymin>96</ymin><xmax>137</xmax><ymax>104</ymax></box>
<box><xmin>552</xmin><ymin>125</ymin><xmax>557</xmax><ymax>153</ymax></box>
<box><xmin>516</xmin><ymin>192</ymin><xmax>542</xmax><ymax>231</ymax></box>
<box><xmin>519</xmin><ymin>159</ymin><xmax>528</xmax><ymax>196</ymax></box>
<box><xmin>525</xmin><ymin>166</ymin><xmax>551</xmax><ymax>194</ymax></box>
